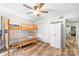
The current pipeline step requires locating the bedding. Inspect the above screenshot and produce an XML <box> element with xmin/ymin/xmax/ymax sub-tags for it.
<box><xmin>5</xmin><ymin>30</ymin><xmax>34</xmax><ymax>49</ymax></box>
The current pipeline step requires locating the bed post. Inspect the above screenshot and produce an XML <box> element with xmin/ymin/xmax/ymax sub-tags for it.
<box><xmin>35</xmin><ymin>24</ymin><xmax>37</xmax><ymax>39</ymax></box>
<box><xmin>4</xmin><ymin>19</ymin><xmax>6</xmax><ymax>50</ymax></box>
<box><xmin>8</xmin><ymin>19</ymin><xmax>10</xmax><ymax>56</ymax></box>
<box><xmin>19</xmin><ymin>25</ymin><xmax>22</xmax><ymax>56</ymax></box>
<box><xmin>12</xmin><ymin>27</ymin><xmax>14</xmax><ymax>55</ymax></box>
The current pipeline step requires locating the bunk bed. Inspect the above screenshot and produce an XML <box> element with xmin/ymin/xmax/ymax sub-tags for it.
<box><xmin>4</xmin><ymin>19</ymin><xmax>38</xmax><ymax>55</ymax></box>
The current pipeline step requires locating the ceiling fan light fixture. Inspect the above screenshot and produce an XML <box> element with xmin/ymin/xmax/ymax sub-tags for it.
<box><xmin>23</xmin><ymin>3</ymin><xmax>48</xmax><ymax>16</ymax></box>
<box><xmin>33</xmin><ymin>10</ymin><xmax>40</xmax><ymax>15</ymax></box>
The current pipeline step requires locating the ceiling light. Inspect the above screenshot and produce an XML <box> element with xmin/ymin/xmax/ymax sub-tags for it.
<box><xmin>33</xmin><ymin>10</ymin><xmax>40</xmax><ymax>15</ymax></box>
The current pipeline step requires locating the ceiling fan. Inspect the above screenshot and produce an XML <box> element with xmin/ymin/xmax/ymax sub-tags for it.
<box><xmin>23</xmin><ymin>3</ymin><xmax>48</xmax><ymax>16</ymax></box>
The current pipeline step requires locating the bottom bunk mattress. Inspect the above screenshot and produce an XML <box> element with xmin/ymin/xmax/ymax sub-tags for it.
<box><xmin>5</xmin><ymin>30</ymin><xmax>34</xmax><ymax>49</ymax></box>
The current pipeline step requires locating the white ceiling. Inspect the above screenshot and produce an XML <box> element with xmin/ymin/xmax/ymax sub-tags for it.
<box><xmin>0</xmin><ymin>3</ymin><xmax>79</xmax><ymax>21</ymax></box>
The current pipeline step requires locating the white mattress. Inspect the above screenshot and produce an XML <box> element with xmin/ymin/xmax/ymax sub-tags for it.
<box><xmin>5</xmin><ymin>30</ymin><xmax>33</xmax><ymax>49</ymax></box>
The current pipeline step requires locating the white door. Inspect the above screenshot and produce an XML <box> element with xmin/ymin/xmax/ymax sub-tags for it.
<box><xmin>49</xmin><ymin>23</ymin><xmax>61</xmax><ymax>48</ymax></box>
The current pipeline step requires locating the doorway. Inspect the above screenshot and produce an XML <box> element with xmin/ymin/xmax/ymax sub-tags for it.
<box><xmin>71</xmin><ymin>26</ymin><xmax>76</xmax><ymax>36</ymax></box>
<box><xmin>70</xmin><ymin>26</ymin><xmax>77</xmax><ymax>48</ymax></box>
<box><xmin>66</xmin><ymin>24</ymin><xmax>77</xmax><ymax>48</ymax></box>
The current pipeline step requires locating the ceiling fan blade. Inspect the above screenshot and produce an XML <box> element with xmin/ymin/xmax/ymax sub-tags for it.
<box><xmin>26</xmin><ymin>12</ymin><xmax>33</xmax><ymax>14</ymax></box>
<box><xmin>38</xmin><ymin>3</ymin><xmax>45</xmax><ymax>9</ymax></box>
<box><xmin>23</xmin><ymin>4</ymin><xmax>33</xmax><ymax>9</ymax></box>
<box><xmin>41</xmin><ymin>11</ymin><xmax>48</xmax><ymax>13</ymax></box>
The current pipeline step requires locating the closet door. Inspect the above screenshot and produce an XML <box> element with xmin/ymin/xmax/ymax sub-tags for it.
<box><xmin>50</xmin><ymin>23</ymin><xmax>61</xmax><ymax>48</ymax></box>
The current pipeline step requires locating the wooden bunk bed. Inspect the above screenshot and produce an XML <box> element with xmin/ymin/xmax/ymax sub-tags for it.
<box><xmin>4</xmin><ymin>19</ymin><xmax>38</xmax><ymax>55</ymax></box>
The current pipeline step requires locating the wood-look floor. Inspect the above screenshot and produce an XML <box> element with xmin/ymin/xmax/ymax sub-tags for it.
<box><xmin>0</xmin><ymin>36</ymin><xmax>79</xmax><ymax>56</ymax></box>
<box><xmin>62</xmin><ymin>36</ymin><xmax>79</xmax><ymax>56</ymax></box>
<box><xmin>1</xmin><ymin>41</ymin><xmax>61</xmax><ymax>56</ymax></box>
